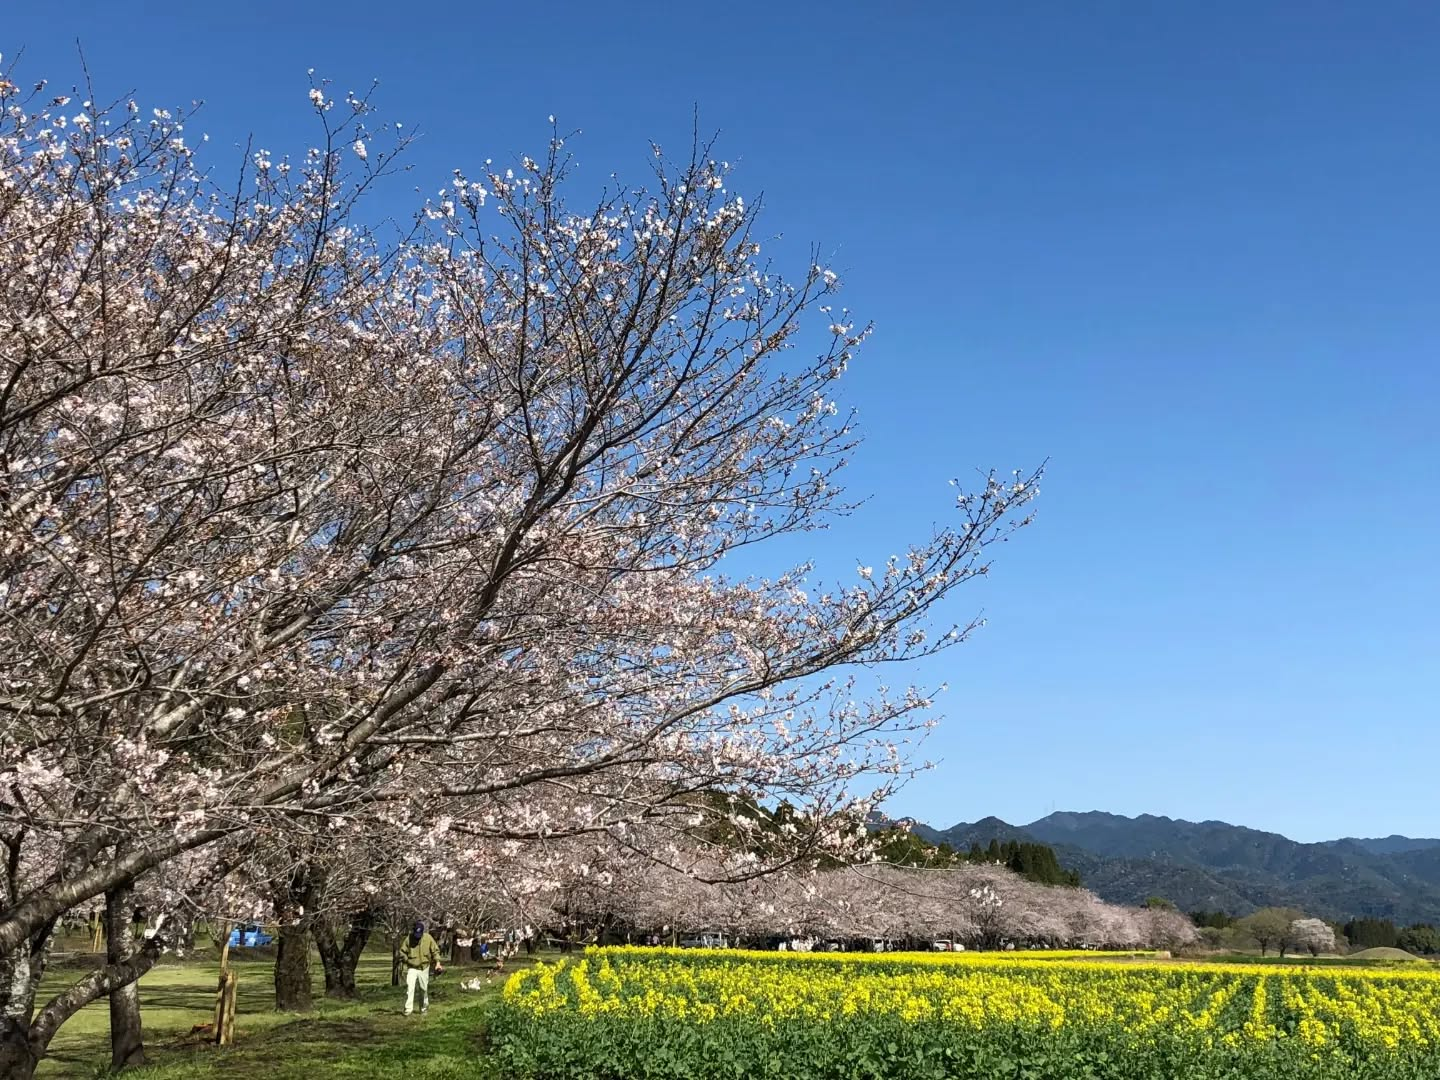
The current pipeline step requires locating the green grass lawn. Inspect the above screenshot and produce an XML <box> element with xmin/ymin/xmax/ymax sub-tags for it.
<box><xmin>37</xmin><ymin>951</ymin><xmax>529</xmax><ymax>1079</ymax></box>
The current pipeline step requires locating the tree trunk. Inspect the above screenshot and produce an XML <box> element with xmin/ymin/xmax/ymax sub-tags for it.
<box><xmin>391</xmin><ymin>937</ymin><xmax>403</xmax><ymax>987</ymax></box>
<box><xmin>313</xmin><ymin>909</ymin><xmax>372</xmax><ymax>1000</ymax></box>
<box><xmin>323</xmin><ymin>953</ymin><xmax>356</xmax><ymax>999</ymax></box>
<box><xmin>3</xmin><ymin>926</ymin><xmax>164</xmax><ymax>1080</ymax></box>
<box><xmin>337</xmin><ymin>911</ymin><xmax>372</xmax><ymax>995</ymax></box>
<box><xmin>271</xmin><ymin>862</ymin><xmax>325</xmax><ymax>1012</ymax></box>
<box><xmin>316</xmin><ymin>941</ymin><xmax>343</xmax><ymax>999</ymax></box>
<box><xmin>0</xmin><ymin>942</ymin><xmax>42</xmax><ymax>1080</ymax></box>
<box><xmin>273</xmin><ymin>924</ymin><xmax>312</xmax><ymax>1012</ymax></box>
<box><xmin>0</xmin><ymin>832</ymin><xmax>180</xmax><ymax>1079</ymax></box>
<box><xmin>105</xmin><ymin>881</ymin><xmax>146</xmax><ymax>1069</ymax></box>
<box><xmin>0</xmin><ymin>1031</ymin><xmax>35</xmax><ymax>1080</ymax></box>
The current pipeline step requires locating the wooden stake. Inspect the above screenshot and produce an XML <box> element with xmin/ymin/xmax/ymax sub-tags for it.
<box><xmin>216</xmin><ymin>969</ymin><xmax>238</xmax><ymax>1047</ymax></box>
<box><xmin>214</xmin><ymin>923</ymin><xmax>237</xmax><ymax>1047</ymax></box>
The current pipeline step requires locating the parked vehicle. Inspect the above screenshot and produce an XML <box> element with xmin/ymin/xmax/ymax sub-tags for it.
<box><xmin>227</xmin><ymin>924</ymin><xmax>274</xmax><ymax>948</ymax></box>
<box><xmin>679</xmin><ymin>931</ymin><xmax>729</xmax><ymax>949</ymax></box>
<box><xmin>931</xmin><ymin>939</ymin><xmax>953</xmax><ymax>951</ymax></box>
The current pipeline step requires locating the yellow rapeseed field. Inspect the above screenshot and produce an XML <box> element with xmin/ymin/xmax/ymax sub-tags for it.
<box><xmin>493</xmin><ymin>946</ymin><xmax>1440</xmax><ymax>1079</ymax></box>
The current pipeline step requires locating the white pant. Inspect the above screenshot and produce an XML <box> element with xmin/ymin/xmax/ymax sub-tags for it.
<box><xmin>405</xmin><ymin>966</ymin><xmax>430</xmax><ymax>1013</ymax></box>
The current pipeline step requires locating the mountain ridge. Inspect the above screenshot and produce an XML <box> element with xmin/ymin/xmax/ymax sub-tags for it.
<box><xmin>910</xmin><ymin>811</ymin><xmax>1440</xmax><ymax>924</ymax></box>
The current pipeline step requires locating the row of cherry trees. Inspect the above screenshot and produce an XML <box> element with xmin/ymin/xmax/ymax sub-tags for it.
<box><xmin>537</xmin><ymin>850</ymin><xmax>1199</xmax><ymax>951</ymax></box>
<box><xmin>74</xmin><ymin>825</ymin><xmax>1196</xmax><ymax>1041</ymax></box>
<box><xmin>0</xmin><ymin>67</ymin><xmax>1042</xmax><ymax>1077</ymax></box>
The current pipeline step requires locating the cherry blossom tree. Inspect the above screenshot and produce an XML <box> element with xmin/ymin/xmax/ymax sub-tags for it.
<box><xmin>549</xmin><ymin>856</ymin><xmax>1195</xmax><ymax>954</ymax></box>
<box><xmin>1135</xmin><ymin>905</ymin><xmax>1200</xmax><ymax>952</ymax></box>
<box><xmin>0</xmin><ymin>67</ymin><xmax>1039</xmax><ymax>1073</ymax></box>
<box><xmin>1288</xmin><ymin>917</ymin><xmax>1336</xmax><ymax>958</ymax></box>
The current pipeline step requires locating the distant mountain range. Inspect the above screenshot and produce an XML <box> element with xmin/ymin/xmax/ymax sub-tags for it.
<box><xmin>907</xmin><ymin>811</ymin><xmax>1440</xmax><ymax>925</ymax></box>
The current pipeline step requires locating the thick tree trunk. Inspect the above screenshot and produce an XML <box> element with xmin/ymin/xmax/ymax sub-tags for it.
<box><xmin>0</xmin><ymin>943</ymin><xmax>42</xmax><ymax>1080</ymax></box>
<box><xmin>0</xmin><ymin>1030</ymin><xmax>35</xmax><ymax>1080</ymax></box>
<box><xmin>271</xmin><ymin>862</ymin><xmax>325</xmax><ymax>1012</ymax></box>
<box><xmin>273</xmin><ymin>925</ymin><xmax>312</xmax><ymax>1012</ymax></box>
<box><xmin>105</xmin><ymin>882</ymin><xmax>146</xmax><ymax>1069</ymax></box>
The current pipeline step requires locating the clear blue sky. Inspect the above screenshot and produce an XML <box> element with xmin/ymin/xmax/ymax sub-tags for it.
<box><xmin>10</xmin><ymin>1</ymin><xmax>1439</xmax><ymax>843</ymax></box>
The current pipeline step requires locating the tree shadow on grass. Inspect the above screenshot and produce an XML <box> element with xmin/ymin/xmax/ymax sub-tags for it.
<box><xmin>122</xmin><ymin>1015</ymin><xmax>414</xmax><ymax>1079</ymax></box>
<box><xmin>129</xmin><ymin>993</ymin><xmax>224</xmax><ymax>1011</ymax></box>
<box><xmin>42</xmin><ymin>1002</ymin><xmax>408</xmax><ymax>1079</ymax></box>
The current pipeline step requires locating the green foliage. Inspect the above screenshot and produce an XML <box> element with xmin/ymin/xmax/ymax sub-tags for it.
<box><xmin>869</xmin><ymin>828</ymin><xmax>1080</xmax><ymax>887</ymax></box>
<box><xmin>494</xmin><ymin>1006</ymin><xmax>1436</xmax><ymax>1080</ymax></box>
<box><xmin>1190</xmin><ymin>910</ymin><xmax>1236</xmax><ymax>929</ymax></box>
<box><xmin>1234</xmin><ymin>908</ymin><xmax>1304</xmax><ymax>956</ymax></box>
<box><xmin>868</xmin><ymin>829</ymin><xmax>962</xmax><ymax>869</ymax></box>
<box><xmin>1143</xmin><ymin>897</ymin><xmax>1177</xmax><ymax>910</ymax></box>
<box><xmin>1346</xmin><ymin>918</ymin><xmax>1400</xmax><ymax>950</ymax></box>
<box><xmin>1198</xmin><ymin>927</ymin><xmax>1227</xmax><ymax>948</ymax></box>
<box><xmin>997</xmin><ymin>841</ymin><xmax>1082</xmax><ymax>887</ymax></box>
<box><xmin>1397</xmin><ymin>924</ymin><xmax>1440</xmax><ymax>956</ymax></box>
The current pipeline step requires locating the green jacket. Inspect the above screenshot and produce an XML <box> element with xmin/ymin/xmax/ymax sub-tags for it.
<box><xmin>399</xmin><ymin>933</ymin><xmax>441</xmax><ymax>970</ymax></box>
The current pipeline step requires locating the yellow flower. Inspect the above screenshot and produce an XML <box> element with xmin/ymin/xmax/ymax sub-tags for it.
<box><xmin>501</xmin><ymin>944</ymin><xmax>1440</xmax><ymax>1061</ymax></box>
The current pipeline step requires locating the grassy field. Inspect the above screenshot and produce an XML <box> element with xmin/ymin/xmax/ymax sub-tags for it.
<box><xmin>37</xmin><ymin>951</ymin><xmax>525</xmax><ymax>1079</ymax></box>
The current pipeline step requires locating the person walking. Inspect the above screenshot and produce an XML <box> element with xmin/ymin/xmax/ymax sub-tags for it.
<box><xmin>400</xmin><ymin>921</ymin><xmax>443</xmax><ymax>1015</ymax></box>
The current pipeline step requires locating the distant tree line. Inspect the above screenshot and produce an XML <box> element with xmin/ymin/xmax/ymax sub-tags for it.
<box><xmin>1176</xmin><ymin>909</ymin><xmax>1440</xmax><ymax>956</ymax></box>
<box><xmin>966</xmin><ymin>839</ymin><xmax>1082</xmax><ymax>887</ymax></box>
<box><xmin>1189</xmin><ymin>910</ymin><xmax>1238</xmax><ymax>929</ymax></box>
<box><xmin>1343</xmin><ymin>917</ymin><xmax>1440</xmax><ymax>955</ymax></box>
<box><xmin>868</xmin><ymin>832</ymin><xmax>1081</xmax><ymax>887</ymax></box>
